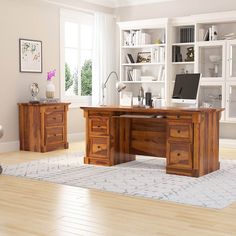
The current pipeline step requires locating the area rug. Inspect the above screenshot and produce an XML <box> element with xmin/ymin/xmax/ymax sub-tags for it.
<box><xmin>2</xmin><ymin>152</ymin><xmax>236</xmax><ymax>209</ymax></box>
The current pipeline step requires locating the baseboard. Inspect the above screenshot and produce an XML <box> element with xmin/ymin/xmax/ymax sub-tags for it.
<box><xmin>68</xmin><ymin>132</ymin><xmax>85</xmax><ymax>142</ymax></box>
<box><xmin>0</xmin><ymin>141</ymin><xmax>19</xmax><ymax>154</ymax></box>
<box><xmin>220</xmin><ymin>139</ymin><xmax>236</xmax><ymax>149</ymax></box>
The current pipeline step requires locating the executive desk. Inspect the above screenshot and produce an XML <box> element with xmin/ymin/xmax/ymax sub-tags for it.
<box><xmin>81</xmin><ymin>106</ymin><xmax>223</xmax><ymax>177</ymax></box>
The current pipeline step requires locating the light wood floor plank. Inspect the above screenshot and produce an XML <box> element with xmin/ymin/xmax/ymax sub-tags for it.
<box><xmin>0</xmin><ymin>142</ymin><xmax>236</xmax><ymax>235</ymax></box>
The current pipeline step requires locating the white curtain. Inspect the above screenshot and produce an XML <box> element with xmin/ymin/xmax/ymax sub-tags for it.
<box><xmin>92</xmin><ymin>12</ymin><xmax>116</xmax><ymax>105</ymax></box>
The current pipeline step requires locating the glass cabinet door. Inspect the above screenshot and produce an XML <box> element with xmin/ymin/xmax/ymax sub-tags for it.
<box><xmin>198</xmin><ymin>85</ymin><xmax>224</xmax><ymax>108</ymax></box>
<box><xmin>228</xmin><ymin>41</ymin><xmax>236</xmax><ymax>79</ymax></box>
<box><xmin>226</xmin><ymin>83</ymin><xmax>236</xmax><ymax>120</ymax></box>
<box><xmin>197</xmin><ymin>42</ymin><xmax>225</xmax><ymax>80</ymax></box>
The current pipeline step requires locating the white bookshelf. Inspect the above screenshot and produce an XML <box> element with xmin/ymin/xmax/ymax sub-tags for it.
<box><xmin>118</xmin><ymin>18</ymin><xmax>169</xmax><ymax>103</ymax></box>
<box><xmin>118</xmin><ymin>11</ymin><xmax>236</xmax><ymax>122</ymax></box>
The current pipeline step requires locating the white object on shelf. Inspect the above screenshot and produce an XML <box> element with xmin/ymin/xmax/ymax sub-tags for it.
<box><xmin>141</xmin><ymin>33</ymin><xmax>151</xmax><ymax>45</ymax></box>
<box><xmin>120</xmin><ymin>91</ymin><xmax>133</xmax><ymax>107</ymax></box>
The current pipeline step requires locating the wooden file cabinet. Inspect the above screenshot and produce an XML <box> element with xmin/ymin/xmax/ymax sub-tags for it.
<box><xmin>18</xmin><ymin>103</ymin><xmax>70</xmax><ymax>152</ymax></box>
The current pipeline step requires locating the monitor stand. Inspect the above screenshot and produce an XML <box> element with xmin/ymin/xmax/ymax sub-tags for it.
<box><xmin>171</xmin><ymin>102</ymin><xmax>198</xmax><ymax>109</ymax></box>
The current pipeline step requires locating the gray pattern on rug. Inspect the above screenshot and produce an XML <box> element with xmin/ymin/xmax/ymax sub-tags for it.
<box><xmin>2</xmin><ymin>152</ymin><xmax>236</xmax><ymax>209</ymax></box>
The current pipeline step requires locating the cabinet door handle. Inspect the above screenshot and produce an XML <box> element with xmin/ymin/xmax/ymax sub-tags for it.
<box><xmin>97</xmin><ymin>145</ymin><xmax>101</xmax><ymax>149</ymax></box>
<box><xmin>177</xmin><ymin>153</ymin><xmax>181</xmax><ymax>156</ymax></box>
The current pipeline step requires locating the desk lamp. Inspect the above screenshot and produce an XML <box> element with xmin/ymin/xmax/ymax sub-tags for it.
<box><xmin>101</xmin><ymin>71</ymin><xmax>126</xmax><ymax>106</ymax></box>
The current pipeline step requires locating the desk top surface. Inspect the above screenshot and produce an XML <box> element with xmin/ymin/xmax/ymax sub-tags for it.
<box><xmin>81</xmin><ymin>106</ymin><xmax>224</xmax><ymax>114</ymax></box>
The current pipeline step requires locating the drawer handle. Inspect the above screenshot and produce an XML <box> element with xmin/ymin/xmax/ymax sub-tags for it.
<box><xmin>97</xmin><ymin>145</ymin><xmax>101</xmax><ymax>149</ymax></box>
<box><xmin>177</xmin><ymin>115</ymin><xmax>180</xmax><ymax>119</ymax></box>
<box><xmin>53</xmin><ymin>117</ymin><xmax>57</xmax><ymax>120</ymax></box>
<box><xmin>177</xmin><ymin>130</ymin><xmax>181</xmax><ymax>133</ymax></box>
<box><xmin>177</xmin><ymin>153</ymin><xmax>181</xmax><ymax>156</ymax></box>
<box><xmin>97</xmin><ymin>125</ymin><xmax>101</xmax><ymax>128</ymax></box>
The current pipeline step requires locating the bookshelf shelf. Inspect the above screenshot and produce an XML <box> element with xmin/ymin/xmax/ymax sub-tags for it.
<box><xmin>172</xmin><ymin>61</ymin><xmax>195</xmax><ymax>65</ymax></box>
<box><xmin>122</xmin><ymin>63</ymin><xmax>165</xmax><ymax>66</ymax></box>
<box><xmin>172</xmin><ymin>42</ymin><xmax>195</xmax><ymax>46</ymax></box>
<box><xmin>122</xmin><ymin>44</ymin><xmax>166</xmax><ymax>49</ymax></box>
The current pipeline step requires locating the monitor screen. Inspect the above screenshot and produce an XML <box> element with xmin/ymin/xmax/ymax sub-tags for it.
<box><xmin>172</xmin><ymin>73</ymin><xmax>201</xmax><ymax>102</ymax></box>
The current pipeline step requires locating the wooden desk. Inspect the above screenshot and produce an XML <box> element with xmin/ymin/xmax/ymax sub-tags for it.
<box><xmin>81</xmin><ymin>106</ymin><xmax>223</xmax><ymax>177</ymax></box>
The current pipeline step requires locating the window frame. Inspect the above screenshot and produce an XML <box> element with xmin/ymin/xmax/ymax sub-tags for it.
<box><xmin>60</xmin><ymin>9</ymin><xmax>93</xmax><ymax>107</ymax></box>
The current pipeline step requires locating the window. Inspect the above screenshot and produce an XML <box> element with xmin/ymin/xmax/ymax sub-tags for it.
<box><xmin>60</xmin><ymin>10</ymin><xmax>94</xmax><ymax>106</ymax></box>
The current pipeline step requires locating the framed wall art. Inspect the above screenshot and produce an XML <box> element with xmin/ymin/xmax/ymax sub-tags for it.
<box><xmin>19</xmin><ymin>39</ymin><xmax>42</xmax><ymax>73</ymax></box>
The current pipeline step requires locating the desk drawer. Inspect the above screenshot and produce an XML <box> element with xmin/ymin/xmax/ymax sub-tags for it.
<box><xmin>89</xmin><ymin>117</ymin><xmax>109</xmax><ymax>135</ymax></box>
<box><xmin>167</xmin><ymin>142</ymin><xmax>192</xmax><ymax>170</ymax></box>
<box><xmin>168</xmin><ymin>123</ymin><xmax>192</xmax><ymax>141</ymax></box>
<box><xmin>45</xmin><ymin>126</ymin><xmax>64</xmax><ymax>144</ymax></box>
<box><xmin>166</xmin><ymin>115</ymin><xmax>192</xmax><ymax>120</ymax></box>
<box><xmin>89</xmin><ymin>137</ymin><xmax>109</xmax><ymax>158</ymax></box>
<box><xmin>45</xmin><ymin>112</ymin><xmax>64</xmax><ymax>126</ymax></box>
<box><xmin>45</xmin><ymin>105</ymin><xmax>65</xmax><ymax>113</ymax></box>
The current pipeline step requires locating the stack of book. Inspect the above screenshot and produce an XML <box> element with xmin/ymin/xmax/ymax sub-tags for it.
<box><xmin>180</xmin><ymin>27</ymin><xmax>195</xmax><ymax>43</ymax></box>
<box><xmin>126</xmin><ymin>68</ymin><xmax>141</xmax><ymax>81</ymax></box>
<box><xmin>123</xmin><ymin>30</ymin><xmax>151</xmax><ymax>46</ymax></box>
<box><xmin>151</xmin><ymin>47</ymin><xmax>165</xmax><ymax>63</ymax></box>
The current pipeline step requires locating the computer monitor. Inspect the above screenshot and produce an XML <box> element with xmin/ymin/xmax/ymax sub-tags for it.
<box><xmin>172</xmin><ymin>73</ymin><xmax>201</xmax><ymax>105</ymax></box>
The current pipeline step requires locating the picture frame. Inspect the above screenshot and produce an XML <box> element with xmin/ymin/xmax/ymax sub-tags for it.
<box><xmin>120</xmin><ymin>91</ymin><xmax>133</xmax><ymax>107</ymax></box>
<box><xmin>19</xmin><ymin>39</ymin><xmax>42</xmax><ymax>73</ymax></box>
<box><xmin>136</xmin><ymin>52</ymin><xmax>151</xmax><ymax>63</ymax></box>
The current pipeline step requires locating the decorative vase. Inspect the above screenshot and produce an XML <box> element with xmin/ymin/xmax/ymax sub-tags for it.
<box><xmin>46</xmin><ymin>80</ymin><xmax>55</xmax><ymax>99</ymax></box>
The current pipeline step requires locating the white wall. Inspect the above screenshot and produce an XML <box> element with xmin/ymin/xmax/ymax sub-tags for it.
<box><xmin>0</xmin><ymin>0</ymin><xmax>112</xmax><ymax>147</ymax></box>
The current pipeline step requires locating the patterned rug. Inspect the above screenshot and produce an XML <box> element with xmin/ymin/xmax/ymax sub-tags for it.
<box><xmin>2</xmin><ymin>152</ymin><xmax>236</xmax><ymax>209</ymax></box>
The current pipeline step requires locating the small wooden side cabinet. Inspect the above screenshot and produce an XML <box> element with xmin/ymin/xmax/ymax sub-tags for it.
<box><xmin>18</xmin><ymin>103</ymin><xmax>70</xmax><ymax>152</ymax></box>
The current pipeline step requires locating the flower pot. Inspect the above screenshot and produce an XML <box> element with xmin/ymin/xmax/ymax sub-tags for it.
<box><xmin>46</xmin><ymin>80</ymin><xmax>55</xmax><ymax>99</ymax></box>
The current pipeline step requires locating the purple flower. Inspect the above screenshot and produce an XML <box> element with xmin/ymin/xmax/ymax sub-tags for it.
<box><xmin>47</xmin><ymin>69</ymin><xmax>56</xmax><ymax>80</ymax></box>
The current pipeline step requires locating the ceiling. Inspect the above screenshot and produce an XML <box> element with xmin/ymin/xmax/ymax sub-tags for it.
<box><xmin>83</xmin><ymin>0</ymin><xmax>175</xmax><ymax>8</ymax></box>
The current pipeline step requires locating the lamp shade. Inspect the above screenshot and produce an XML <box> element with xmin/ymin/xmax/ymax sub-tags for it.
<box><xmin>116</xmin><ymin>81</ymin><xmax>126</xmax><ymax>92</ymax></box>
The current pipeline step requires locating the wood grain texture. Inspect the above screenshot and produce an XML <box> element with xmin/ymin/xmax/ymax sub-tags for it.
<box><xmin>0</xmin><ymin>143</ymin><xmax>236</xmax><ymax>236</ymax></box>
<box><xmin>81</xmin><ymin>106</ymin><xmax>223</xmax><ymax>177</ymax></box>
<box><xmin>18</xmin><ymin>103</ymin><xmax>70</xmax><ymax>153</ymax></box>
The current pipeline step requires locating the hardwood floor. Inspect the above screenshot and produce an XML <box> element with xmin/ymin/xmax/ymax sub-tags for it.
<box><xmin>0</xmin><ymin>143</ymin><xmax>236</xmax><ymax>236</ymax></box>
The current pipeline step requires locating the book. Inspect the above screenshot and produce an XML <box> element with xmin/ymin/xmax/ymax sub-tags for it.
<box><xmin>128</xmin><ymin>70</ymin><xmax>133</xmax><ymax>81</ymax></box>
<box><xmin>126</xmin><ymin>55</ymin><xmax>131</xmax><ymax>63</ymax></box>
<box><xmin>127</xmin><ymin>54</ymin><xmax>135</xmax><ymax>63</ymax></box>
<box><xmin>203</xmin><ymin>29</ymin><xmax>209</xmax><ymax>41</ymax></box>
